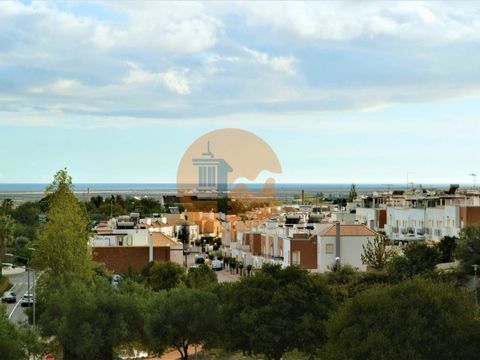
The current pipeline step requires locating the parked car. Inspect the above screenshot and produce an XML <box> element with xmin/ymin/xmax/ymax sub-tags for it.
<box><xmin>1</xmin><ymin>291</ymin><xmax>17</xmax><ymax>303</ymax></box>
<box><xmin>1</xmin><ymin>263</ymin><xmax>14</xmax><ymax>269</ymax></box>
<box><xmin>20</xmin><ymin>293</ymin><xmax>34</xmax><ymax>307</ymax></box>
<box><xmin>111</xmin><ymin>274</ymin><xmax>122</xmax><ymax>287</ymax></box>
<box><xmin>194</xmin><ymin>255</ymin><xmax>205</xmax><ymax>265</ymax></box>
<box><xmin>211</xmin><ymin>259</ymin><xmax>222</xmax><ymax>271</ymax></box>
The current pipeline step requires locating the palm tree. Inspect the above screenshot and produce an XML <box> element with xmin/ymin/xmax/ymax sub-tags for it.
<box><xmin>0</xmin><ymin>215</ymin><xmax>15</xmax><ymax>275</ymax></box>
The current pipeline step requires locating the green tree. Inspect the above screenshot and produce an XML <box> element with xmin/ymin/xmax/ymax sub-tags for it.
<box><xmin>0</xmin><ymin>199</ymin><xmax>14</xmax><ymax>216</ymax></box>
<box><xmin>0</xmin><ymin>215</ymin><xmax>15</xmax><ymax>275</ymax></box>
<box><xmin>437</xmin><ymin>235</ymin><xmax>457</xmax><ymax>263</ymax></box>
<box><xmin>361</xmin><ymin>233</ymin><xmax>396</xmax><ymax>270</ymax></box>
<box><xmin>347</xmin><ymin>184</ymin><xmax>357</xmax><ymax>202</ymax></box>
<box><xmin>187</xmin><ymin>264</ymin><xmax>218</xmax><ymax>289</ymax></box>
<box><xmin>325</xmin><ymin>278</ymin><xmax>480</xmax><ymax>360</ymax></box>
<box><xmin>144</xmin><ymin>261</ymin><xmax>186</xmax><ymax>291</ymax></box>
<box><xmin>220</xmin><ymin>265</ymin><xmax>335</xmax><ymax>359</ymax></box>
<box><xmin>456</xmin><ymin>224</ymin><xmax>480</xmax><ymax>274</ymax></box>
<box><xmin>36</xmin><ymin>274</ymin><xmax>144</xmax><ymax>360</ymax></box>
<box><xmin>145</xmin><ymin>288</ymin><xmax>220</xmax><ymax>360</ymax></box>
<box><xmin>388</xmin><ymin>242</ymin><xmax>439</xmax><ymax>281</ymax></box>
<box><xmin>32</xmin><ymin>169</ymin><xmax>91</xmax><ymax>276</ymax></box>
<box><xmin>0</xmin><ymin>305</ymin><xmax>25</xmax><ymax>359</ymax></box>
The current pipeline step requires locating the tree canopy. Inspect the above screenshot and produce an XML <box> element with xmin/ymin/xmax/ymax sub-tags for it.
<box><xmin>36</xmin><ymin>274</ymin><xmax>144</xmax><ymax>360</ymax></box>
<box><xmin>388</xmin><ymin>242</ymin><xmax>439</xmax><ymax>281</ymax></box>
<box><xmin>325</xmin><ymin>278</ymin><xmax>480</xmax><ymax>360</ymax></box>
<box><xmin>187</xmin><ymin>264</ymin><xmax>218</xmax><ymax>289</ymax></box>
<box><xmin>32</xmin><ymin>169</ymin><xmax>91</xmax><ymax>276</ymax></box>
<box><xmin>456</xmin><ymin>224</ymin><xmax>480</xmax><ymax>274</ymax></box>
<box><xmin>143</xmin><ymin>261</ymin><xmax>186</xmax><ymax>291</ymax></box>
<box><xmin>0</xmin><ymin>306</ymin><xmax>26</xmax><ymax>360</ymax></box>
<box><xmin>361</xmin><ymin>233</ymin><xmax>396</xmax><ymax>270</ymax></box>
<box><xmin>145</xmin><ymin>288</ymin><xmax>220</xmax><ymax>360</ymax></box>
<box><xmin>219</xmin><ymin>264</ymin><xmax>335</xmax><ymax>360</ymax></box>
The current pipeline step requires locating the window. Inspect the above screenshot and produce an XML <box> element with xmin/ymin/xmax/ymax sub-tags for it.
<box><xmin>292</xmin><ymin>251</ymin><xmax>301</xmax><ymax>265</ymax></box>
<box><xmin>326</xmin><ymin>243</ymin><xmax>334</xmax><ymax>254</ymax></box>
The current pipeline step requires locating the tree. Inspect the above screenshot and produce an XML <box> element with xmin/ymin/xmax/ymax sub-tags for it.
<box><xmin>438</xmin><ymin>235</ymin><xmax>457</xmax><ymax>263</ymax></box>
<box><xmin>145</xmin><ymin>288</ymin><xmax>220</xmax><ymax>360</ymax></box>
<box><xmin>0</xmin><ymin>199</ymin><xmax>14</xmax><ymax>216</ymax></box>
<box><xmin>36</xmin><ymin>274</ymin><xmax>145</xmax><ymax>360</ymax></box>
<box><xmin>187</xmin><ymin>264</ymin><xmax>218</xmax><ymax>289</ymax></box>
<box><xmin>220</xmin><ymin>265</ymin><xmax>335</xmax><ymax>359</ymax></box>
<box><xmin>456</xmin><ymin>224</ymin><xmax>480</xmax><ymax>274</ymax></box>
<box><xmin>325</xmin><ymin>278</ymin><xmax>480</xmax><ymax>360</ymax></box>
<box><xmin>0</xmin><ymin>215</ymin><xmax>15</xmax><ymax>275</ymax></box>
<box><xmin>361</xmin><ymin>234</ymin><xmax>396</xmax><ymax>270</ymax></box>
<box><xmin>144</xmin><ymin>261</ymin><xmax>186</xmax><ymax>291</ymax></box>
<box><xmin>388</xmin><ymin>242</ymin><xmax>439</xmax><ymax>281</ymax></box>
<box><xmin>32</xmin><ymin>169</ymin><xmax>91</xmax><ymax>276</ymax></box>
<box><xmin>0</xmin><ymin>306</ymin><xmax>26</xmax><ymax>359</ymax></box>
<box><xmin>347</xmin><ymin>184</ymin><xmax>357</xmax><ymax>202</ymax></box>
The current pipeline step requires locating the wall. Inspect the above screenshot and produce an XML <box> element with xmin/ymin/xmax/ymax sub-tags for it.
<box><xmin>92</xmin><ymin>246</ymin><xmax>170</xmax><ymax>274</ymax></box>
<box><xmin>291</xmin><ymin>237</ymin><xmax>317</xmax><ymax>270</ymax></box>
<box><xmin>460</xmin><ymin>206</ymin><xmax>480</xmax><ymax>227</ymax></box>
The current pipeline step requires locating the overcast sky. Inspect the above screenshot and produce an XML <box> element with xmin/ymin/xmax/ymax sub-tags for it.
<box><xmin>1</xmin><ymin>1</ymin><xmax>479</xmax><ymax>184</ymax></box>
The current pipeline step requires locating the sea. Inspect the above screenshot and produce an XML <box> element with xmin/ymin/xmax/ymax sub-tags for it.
<box><xmin>0</xmin><ymin>183</ymin><xmax>463</xmax><ymax>202</ymax></box>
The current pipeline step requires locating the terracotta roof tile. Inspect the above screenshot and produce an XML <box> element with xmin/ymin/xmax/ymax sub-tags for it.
<box><xmin>321</xmin><ymin>224</ymin><xmax>377</xmax><ymax>237</ymax></box>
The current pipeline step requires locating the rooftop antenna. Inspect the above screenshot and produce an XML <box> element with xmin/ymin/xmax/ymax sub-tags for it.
<box><xmin>470</xmin><ymin>173</ymin><xmax>477</xmax><ymax>191</ymax></box>
<box><xmin>202</xmin><ymin>141</ymin><xmax>214</xmax><ymax>158</ymax></box>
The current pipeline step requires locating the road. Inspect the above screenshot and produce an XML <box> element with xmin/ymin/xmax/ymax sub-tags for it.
<box><xmin>186</xmin><ymin>252</ymin><xmax>239</xmax><ymax>283</ymax></box>
<box><xmin>3</xmin><ymin>269</ymin><xmax>38</xmax><ymax>324</ymax></box>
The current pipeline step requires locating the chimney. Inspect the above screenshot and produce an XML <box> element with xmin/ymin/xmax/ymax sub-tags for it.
<box><xmin>335</xmin><ymin>222</ymin><xmax>341</xmax><ymax>260</ymax></box>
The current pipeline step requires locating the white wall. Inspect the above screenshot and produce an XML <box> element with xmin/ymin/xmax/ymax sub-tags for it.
<box><xmin>318</xmin><ymin>235</ymin><xmax>371</xmax><ymax>272</ymax></box>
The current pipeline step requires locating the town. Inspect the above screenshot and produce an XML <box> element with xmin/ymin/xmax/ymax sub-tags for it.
<box><xmin>2</xmin><ymin>1</ymin><xmax>480</xmax><ymax>359</ymax></box>
<box><xmin>1</xmin><ymin>171</ymin><xmax>480</xmax><ymax>359</ymax></box>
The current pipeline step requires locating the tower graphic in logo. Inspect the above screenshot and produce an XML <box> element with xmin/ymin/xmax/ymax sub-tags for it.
<box><xmin>192</xmin><ymin>141</ymin><xmax>232</xmax><ymax>193</ymax></box>
<box><xmin>177</xmin><ymin>128</ymin><xmax>282</xmax><ymax>213</ymax></box>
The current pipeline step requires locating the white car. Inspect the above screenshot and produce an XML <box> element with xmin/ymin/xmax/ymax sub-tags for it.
<box><xmin>211</xmin><ymin>259</ymin><xmax>222</xmax><ymax>271</ymax></box>
<box><xmin>20</xmin><ymin>293</ymin><xmax>34</xmax><ymax>307</ymax></box>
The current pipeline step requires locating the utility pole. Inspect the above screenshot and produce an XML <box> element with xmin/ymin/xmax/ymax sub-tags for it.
<box><xmin>470</xmin><ymin>173</ymin><xmax>477</xmax><ymax>191</ymax></box>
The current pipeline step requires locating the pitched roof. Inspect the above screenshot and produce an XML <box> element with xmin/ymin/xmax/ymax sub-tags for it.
<box><xmin>321</xmin><ymin>224</ymin><xmax>377</xmax><ymax>237</ymax></box>
<box><xmin>152</xmin><ymin>232</ymin><xmax>179</xmax><ymax>246</ymax></box>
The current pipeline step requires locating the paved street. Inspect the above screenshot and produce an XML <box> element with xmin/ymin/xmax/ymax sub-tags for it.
<box><xmin>186</xmin><ymin>252</ymin><xmax>240</xmax><ymax>283</ymax></box>
<box><xmin>3</xmin><ymin>269</ymin><xmax>38</xmax><ymax>324</ymax></box>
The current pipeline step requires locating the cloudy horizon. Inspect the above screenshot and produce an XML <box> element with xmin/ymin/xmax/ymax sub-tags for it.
<box><xmin>1</xmin><ymin>1</ymin><xmax>479</xmax><ymax>184</ymax></box>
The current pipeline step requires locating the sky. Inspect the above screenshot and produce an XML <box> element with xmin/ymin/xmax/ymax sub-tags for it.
<box><xmin>1</xmin><ymin>1</ymin><xmax>480</xmax><ymax>184</ymax></box>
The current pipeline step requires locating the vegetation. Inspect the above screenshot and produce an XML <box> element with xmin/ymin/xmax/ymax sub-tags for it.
<box><xmin>387</xmin><ymin>242</ymin><xmax>440</xmax><ymax>281</ymax></box>
<box><xmin>142</xmin><ymin>261</ymin><xmax>186</xmax><ymax>291</ymax></box>
<box><xmin>361</xmin><ymin>234</ymin><xmax>396</xmax><ymax>270</ymax></box>
<box><xmin>32</xmin><ymin>169</ymin><xmax>92</xmax><ymax>276</ymax></box>
<box><xmin>456</xmin><ymin>224</ymin><xmax>480</xmax><ymax>274</ymax></box>
<box><xmin>145</xmin><ymin>288</ymin><xmax>220</xmax><ymax>360</ymax></box>
<box><xmin>347</xmin><ymin>184</ymin><xmax>357</xmax><ymax>202</ymax></box>
<box><xmin>438</xmin><ymin>235</ymin><xmax>458</xmax><ymax>263</ymax></box>
<box><xmin>219</xmin><ymin>265</ymin><xmax>335</xmax><ymax>360</ymax></box>
<box><xmin>36</xmin><ymin>274</ymin><xmax>145</xmax><ymax>360</ymax></box>
<box><xmin>325</xmin><ymin>278</ymin><xmax>480</xmax><ymax>360</ymax></box>
<box><xmin>187</xmin><ymin>264</ymin><xmax>218</xmax><ymax>289</ymax></box>
<box><xmin>0</xmin><ymin>215</ymin><xmax>15</xmax><ymax>273</ymax></box>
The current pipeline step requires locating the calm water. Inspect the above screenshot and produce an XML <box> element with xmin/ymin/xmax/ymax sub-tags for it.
<box><xmin>0</xmin><ymin>183</ymin><xmax>459</xmax><ymax>193</ymax></box>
